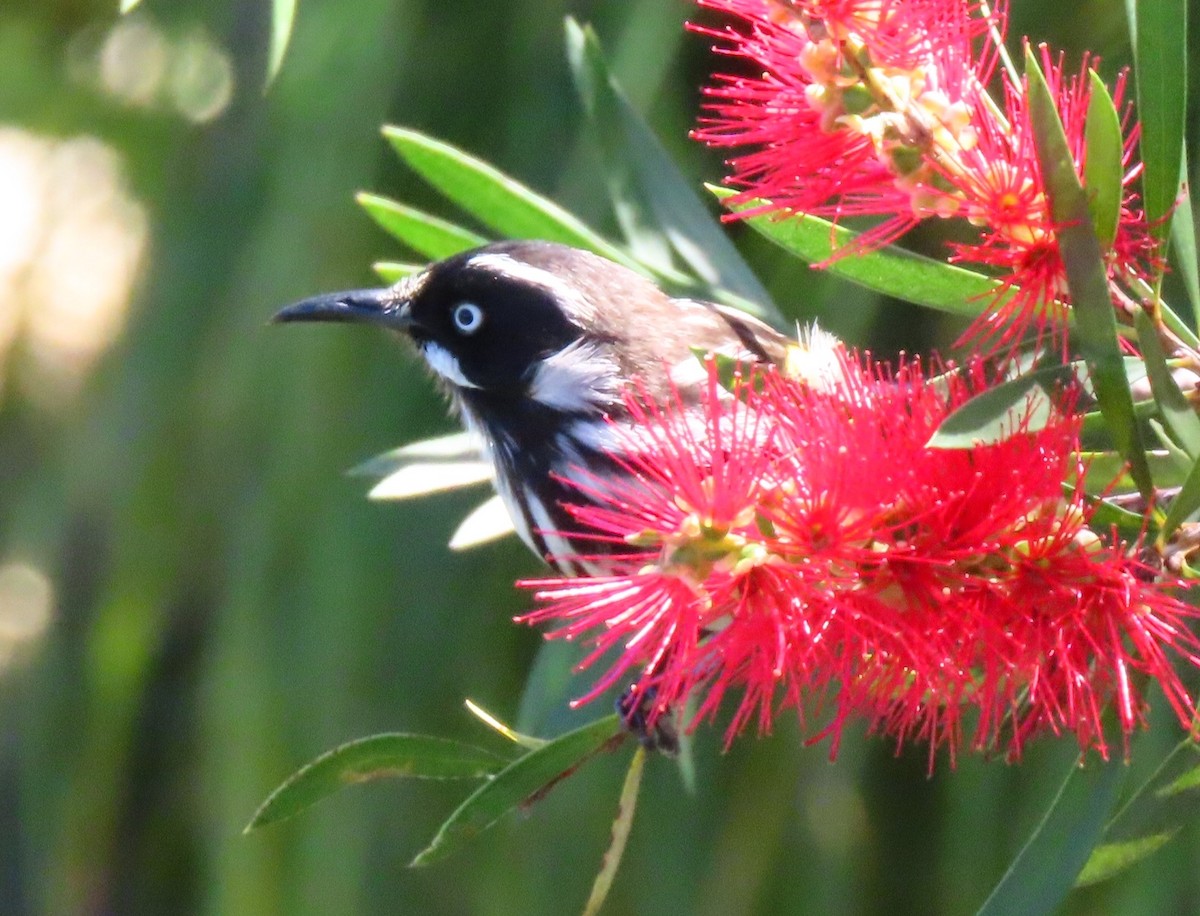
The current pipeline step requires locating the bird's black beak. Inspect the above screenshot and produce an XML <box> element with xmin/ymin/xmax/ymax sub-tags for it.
<box><xmin>272</xmin><ymin>288</ymin><xmax>414</xmax><ymax>332</ymax></box>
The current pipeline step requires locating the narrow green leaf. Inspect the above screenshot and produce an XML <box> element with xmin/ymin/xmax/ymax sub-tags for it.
<box><xmin>975</xmin><ymin>756</ymin><xmax>1125</xmax><ymax>916</ymax></box>
<box><xmin>411</xmin><ymin>715</ymin><xmax>624</xmax><ymax>866</ymax></box>
<box><xmin>1083</xmin><ymin>72</ymin><xmax>1125</xmax><ymax>251</ymax></box>
<box><xmin>1025</xmin><ymin>49</ymin><xmax>1153</xmax><ymax>498</ymax></box>
<box><xmin>1158</xmin><ymin>297</ymin><xmax>1200</xmax><ymax>350</ymax></box>
<box><xmin>1080</xmin><ymin>399</ymin><xmax>1157</xmax><ymax>438</ymax></box>
<box><xmin>582</xmin><ymin>747</ymin><xmax>646</xmax><ymax>916</ymax></box>
<box><xmin>691</xmin><ymin>348</ymin><xmax>758</xmax><ymax>394</ymax></box>
<box><xmin>928</xmin><ymin>366</ymin><xmax>1068</xmax><ymax>448</ymax></box>
<box><xmin>1075</xmin><ymin>738</ymin><xmax>1200</xmax><ymax>887</ymax></box>
<box><xmin>1156</xmin><ymin>760</ymin><xmax>1200</xmax><ymax>797</ymax></box>
<box><xmin>372</xmin><ymin>261</ymin><xmax>423</xmax><ymax>284</ymax></box>
<box><xmin>713</xmin><ymin>188</ymin><xmax>1009</xmax><ymax>320</ymax></box>
<box><xmin>381</xmin><ymin>126</ymin><xmax>639</xmax><ymax>271</ymax></box>
<box><xmin>1133</xmin><ymin>309</ymin><xmax>1200</xmax><ymax>458</ymax></box>
<box><xmin>1076</xmin><ymin>831</ymin><xmax>1178</xmax><ymax>887</ymax></box>
<box><xmin>266</xmin><ymin>0</ymin><xmax>297</xmax><ymax>86</ymax></box>
<box><xmin>464</xmin><ymin>699</ymin><xmax>547</xmax><ymax>750</ymax></box>
<box><xmin>564</xmin><ymin>20</ymin><xmax>672</xmax><ymax>273</ymax></box>
<box><xmin>1148</xmin><ymin>417</ymin><xmax>1192</xmax><ymax>471</ymax></box>
<box><xmin>1069</xmin><ymin>486</ymin><xmax>1148</xmax><ymax>537</ymax></box>
<box><xmin>515</xmin><ymin>640</ymin><xmax>584</xmax><ymax>737</ymax></box>
<box><xmin>1158</xmin><ymin>449</ymin><xmax>1200</xmax><ymax>541</ymax></box>
<box><xmin>933</xmin><ymin>356</ymin><xmax>1156</xmax><ymax>448</ymax></box>
<box><xmin>1126</xmin><ymin>0</ymin><xmax>1187</xmax><ymax>242</ymax></box>
<box><xmin>565</xmin><ymin>19</ymin><xmax>777</xmax><ymax>318</ymax></box>
<box><xmin>1170</xmin><ymin>154</ymin><xmax>1200</xmax><ymax>322</ymax></box>
<box><xmin>1076</xmin><ymin>450</ymin><xmax>1191</xmax><ymax>493</ymax></box>
<box><xmin>349</xmin><ymin>433</ymin><xmax>478</xmax><ymax>479</ymax></box>
<box><xmin>246</xmin><ymin>734</ymin><xmax>509</xmax><ymax>831</ymax></box>
<box><xmin>119</xmin><ymin>0</ymin><xmax>143</xmax><ymax>11</ymax></box>
<box><xmin>357</xmin><ymin>193</ymin><xmax>487</xmax><ymax>260</ymax></box>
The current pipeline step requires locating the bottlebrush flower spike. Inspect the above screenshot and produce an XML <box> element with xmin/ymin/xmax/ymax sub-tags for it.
<box><xmin>941</xmin><ymin>46</ymin><xmax>1158</xmax><ymax>356</ymax></box>
<box><xmin>519</xmin><ymin>355</ymin><xmax>1200</xmax><ymax>765</ymax></box>
<box><xmin>693</xmin><ymin>0</ymin><xmax>1159</xmax><ymax>357</ymax></box>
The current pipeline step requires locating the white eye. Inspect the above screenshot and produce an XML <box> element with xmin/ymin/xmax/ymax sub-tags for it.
<box><xmin>452</xmin><ymin>302</ymin><xmax>485</xmax><ymax>335</ymax></box>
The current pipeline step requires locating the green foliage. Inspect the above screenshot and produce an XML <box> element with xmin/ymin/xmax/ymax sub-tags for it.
<box><xmin>267</xmin><ymin>0</ymin><xmax>296</xmax><ymax>84</ymax></box>
<box><xmin>1083</xmin><ymin>72</ymin><xmax>1125</xmax><ymax>252</ymax></box>
<box><xmin>975</xmin><ymin>756</ymin><xmax>1127</xmax><ymax>916</ymax></box>
<box><xmin>247</xmin><ymin>734</ymin><xmax>512</xmax><ymax>830</ymax></box>
<box><xmin>1125</xmin><ymin>0</ymin><xmax>1189</xmax><ymax>246</ymax></box>
<box><xmin>411</xmin><ymin>716</ymin><xmax>624</xmax><ymax>866</ymax></box>
<box><xmin>381</xmin><ymin>126</ymin><xmax>637</xmax><ymax>269</ymax></box>
<box><xmin>1025</xmin><ymin>47</ymin><xmax>1152</xmax><ymax>497</ymax></box>
<box><xmin>356</xmin><ymin>192</ymin><xmax>487</xmax><ymax>260</ymax></box>
<box><xmin>1134</xmin><ymin>309</ymin><xmax>1200</xmax><ymax>461</ymax></box>
<box><xmin>565</xmin><ymin>18</ymin><xmax>777</xmax><ymax>317</ymax></box>
<box><xmin>713</xmin><ymin>187</ymin><xmax>1013</xmax><ymax>322</ymax></box>
<box><xmin>927</xmin><ymin>365</ymin><xmax>1067</xmax><ymax>448</ymax></box>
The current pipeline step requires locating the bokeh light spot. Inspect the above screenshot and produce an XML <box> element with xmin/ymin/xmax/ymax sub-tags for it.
<box><xmin>0</xmin><ymin>561</ymin><xmax>54</xmax><ymax>670</ymax></box>
<box><xmin>0</xmin><ymin>129</ymin><xmax>147</xmax><ymax>409</ymax></box>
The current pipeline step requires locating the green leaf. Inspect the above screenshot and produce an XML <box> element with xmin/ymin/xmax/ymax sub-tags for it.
<box><xmin>266</xmin><ymin>0</ymin><xmax>297</xmax><ymax>86</ymax></box>
<box><xmin>245</xmin><ymin>734</ymin><xmax>509</xmax><ymax>831</ymax></box>
<box><xmin>1076</xmin><ymin>450</ymin><xmax>1191</xmax><ymax>493</ymax></box>
<box><xmin>1075</xmin><ymin>738</ymin><xmax>1200</xmax><ymax>888</ymax></box>
<box><xmin>1171</xmin><ymin>154</ymin><xmax>1200</xmax><ymax>322</ymax></box>
<box><xmin>381</xmin><ymin>126</ymin><xmax>639</xmax><ymax>271</ymax></box>
<box><xmin>411</xmin><ymin>715</ymin><xmax>625</xmax><ymax>866</ymax></box>
<box><xmin>1080</xmin><ymin>398</ymin><xmax>1157</xmax><ymax>438</ymax></box>
<box><xmin>1133</xmin><ymin>309</ymin><xmax>1200</xmax><ymax>459</ymax></box>
<box><xmin>1083</xmin><ymin>72</ymin><xmax>1125</xmax><ymax>251</ymax></box>
<box><xmin>464</xmin><ymin>699</ymin><xmax>547</xmax><ymax>751</ymax></box>
<box><xmin>1125</xmin><ymin>0</ymin><xmax>1188</xmax><ymax>243</ymax></box>
<box><xmin>690</xmin><ymin>348</ymin><xmax>759</xmax><ymax>394</ymax></box>
<box><xmin>582</xmin><ymin>747</ymin><xmax>646</xmax><ymax>916</ymax></box>
<box><xmin>357</xmin><ymin>193</ymin><xmax>487</xmax><ymax>260</ymax></box>
<box><xmin>975</xmin><ymin>756</ymin><xmax>1125</xmax><ymax>916</ymax></box>
<box><xmin>1025</xmin><ymin>49</ymin><xmax>1153</xmax><ymax>498</ymax></box>
<box><xmin>372</xmin><ymin>261</ymin><xmax>424</xmax><ymax>284</ymax></box>
<box><xmin>516</xmin><ymin>639</ymin><xmax>586</xmax><ymax>737</ymax></box>
<box><xmin>1157</xmin><ymin>760</ymin><xmax>1200</xmax><ymax>797</ymax></box>
<box><xmin>565</xmin><ymin>19</ymin><xmax>777</xmax><ymax>318</ymax></box>
<box><xmin>714</xmin><ymin>188</ymin><xmax>1008</xmax><ymax>320</ymax></box>
<box><xmin>349</xmin><ymin>433</ymin><xmax>480</xmax><ymax>479</ymax></box>
<box><xmin>564</xmin><ymin>21</ymin><xmax>671</xmax><ymax>274</ymax></box>
<box><xmin>1076</xmin><ymin>831</ymin><xmax>1178</xmax><ymax>887</ymax></box>
<box><xmin>119</xmin><ymin>0</ymin><xmax>143</xmax><ymax>11</ymax></box>
<box><xmin>928</xmin><ymin>366</ymin><xmax>1069</xmax><ymax>448</ymax></box>
<box><xmin>1068</xmin><ymin>486</ymin><xmax>1148</xmax><ymax>537</ymax></box>
<box><xmin>1158</xmin><ymin>449</ymin><xmax>1200</xmax><ymax>541</ymax></box>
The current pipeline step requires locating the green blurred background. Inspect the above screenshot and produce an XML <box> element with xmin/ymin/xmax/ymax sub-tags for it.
<box><xmin>1</xmin><ymin>1</ymin><xmax>1198</xmax><ymax>913</ymax></box>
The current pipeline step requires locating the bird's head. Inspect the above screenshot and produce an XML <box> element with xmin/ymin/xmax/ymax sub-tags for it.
<box><xmin>274</xmin><ymin>241</ymin><xmax>671</xmax><ymax>411</ymax></box>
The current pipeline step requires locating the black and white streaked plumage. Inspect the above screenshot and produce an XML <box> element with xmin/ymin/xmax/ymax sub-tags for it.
<box><xmin>275</xmin><ymin>240</ymin><xmax>792</xmax><ymax>579</ymax></box>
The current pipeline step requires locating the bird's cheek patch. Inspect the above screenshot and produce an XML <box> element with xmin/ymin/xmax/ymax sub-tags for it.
<box><xmin>527</xmin><ymin>340</ymin><xmax>620</xmax><ymax>412</ymax></box>
<box><xmin>422</xmin><ymin>342</ymin><xmax>482</xmax><ymax>390</ymax></box>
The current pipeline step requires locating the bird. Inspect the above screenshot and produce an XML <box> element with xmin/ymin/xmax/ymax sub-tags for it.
<box><xmin>275</xmin><ymin>239</ymin><xmax>794</xmax><ymax>749</ymax></box>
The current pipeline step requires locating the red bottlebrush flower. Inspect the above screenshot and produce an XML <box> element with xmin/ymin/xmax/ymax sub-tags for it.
<box><xmin>518</xmin><ymin>353</ymin><xmax>1200</xmax><ymax>765</ymax></box>
<box><xmin>694</xmin><ymin>0</ymin><xmax>1160</xmax><ymax>358</ymax></box>
<box><xmin>518</xmin><ymin>365</ymin><xmax>788</xmax><ymax>722</ymax></box>
<box><xmin>693</xmin><ymin>0</ymin><xmax>998</xmax><ymax>246</ymax></box>
<box><xmin>942</xmin><ymin>46</ymin><xmax>1160</xmax><ymax>356</ymax></box>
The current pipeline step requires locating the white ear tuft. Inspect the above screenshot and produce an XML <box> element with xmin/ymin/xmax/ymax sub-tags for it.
<box><xmin>527</xmin><ymin>340</ymin><xmax>620</xmax><ymax>412</ymax></box>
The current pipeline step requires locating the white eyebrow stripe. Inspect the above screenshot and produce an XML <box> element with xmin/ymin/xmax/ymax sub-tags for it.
<box><xmin>528</xmin><ymin>339</ymin><xmax>621</xmax><ymax>412</ymax></box>
<box><xmin>465</xmin><ymin>252</ymin><xmax>595</xmax><ymax>322</ymax></box>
